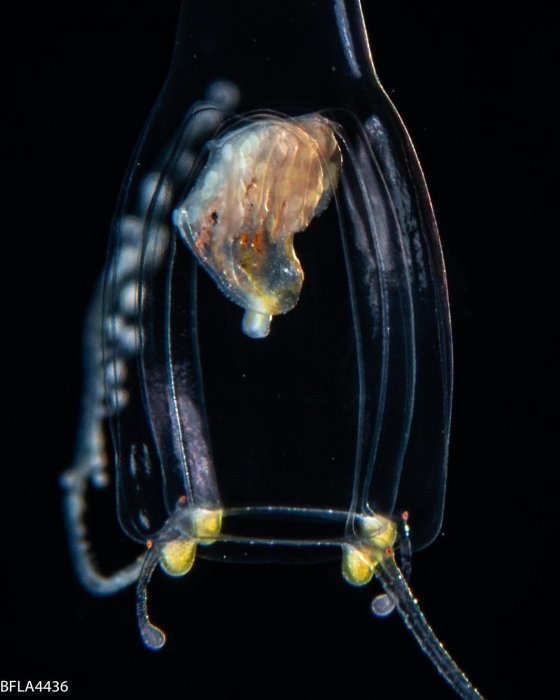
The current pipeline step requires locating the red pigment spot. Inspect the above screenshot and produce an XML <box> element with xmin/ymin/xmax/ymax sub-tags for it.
<box><xmin>195</xmin><ymin>227</ymin><xmax>212</xmax><ymax>252</ymax></box>
<box><xmin>253</xmin><ymin>230</ymin><xmax>263</xmax><ymax>252</ymax></box>
<box><xmin>385</xmin><ymin>547</ymin><xmax>392</xmax><ymax>556</ymax></box>
<box><xmin>240</xmin><ymin>233</ymin><xmax>249</xmax><ymax>246</ymax></box>
<box><xmin>179</xmin><ymin>495</ymin><xmax>187</xmax><ymax>504</ymax></box>
<box><xmin>402</xmin><ymin>511</ymin><xmax>409</xmax><ymax>522</ymax></box>
<box><xmin>147</xmin><ymin>540</ymin><xmax>153</xmax><ymax>549</ymax></box>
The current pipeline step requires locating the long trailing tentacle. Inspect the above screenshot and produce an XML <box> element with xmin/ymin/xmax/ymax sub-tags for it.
<box><xmin>61</xmin><ymin>286</ymin><xmax>142</xmax><ymax>595</ymax></box>
<box><xmin>62</xmin><ymin>467</ymin><xmax>143</xmax><ymax>594</ymax></box>
<box><xmin>375</xmin><ymin>557</ymin><xmax>485</xmax><ymax>700</ymax></box>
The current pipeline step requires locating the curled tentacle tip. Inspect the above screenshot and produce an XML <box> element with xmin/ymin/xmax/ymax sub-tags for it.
<box><xmin>140</xmin><ymin>623</ymin><xmax>166</xmax><ymax>650</ymax></box>
<box><xmin>371</xmin><ymin>593</ymin><xmax>395</xmax><ymax>617</ymax></box>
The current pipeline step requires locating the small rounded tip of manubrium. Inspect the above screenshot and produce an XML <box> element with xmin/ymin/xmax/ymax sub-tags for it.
<box><xmin>242</xmin><ymin>309</ymin><xmax>272</xmax><ymax>338</ymax></box>
<box><xmin>140</xmin><ymin>622</ymin><xmax>166</xmax><ymax>650</ymax></box>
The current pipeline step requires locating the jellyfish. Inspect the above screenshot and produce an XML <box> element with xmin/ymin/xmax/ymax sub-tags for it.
<box><xmin>62</xmin><ymin>2</ymin><xmax>484</xmax><ymax>698</ymax></box>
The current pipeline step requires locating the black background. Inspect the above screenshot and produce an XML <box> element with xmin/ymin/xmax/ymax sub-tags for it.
<box><xmin>6</xmin><ymin>2</ymin><xmax>555</xmax><ymax>699</ymax></box>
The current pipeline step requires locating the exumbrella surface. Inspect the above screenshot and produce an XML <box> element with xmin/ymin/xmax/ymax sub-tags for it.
<box><xmin>61</xmin><ymin>1</ymin><xmax>483</xmax><ymax>698</ymax></box>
